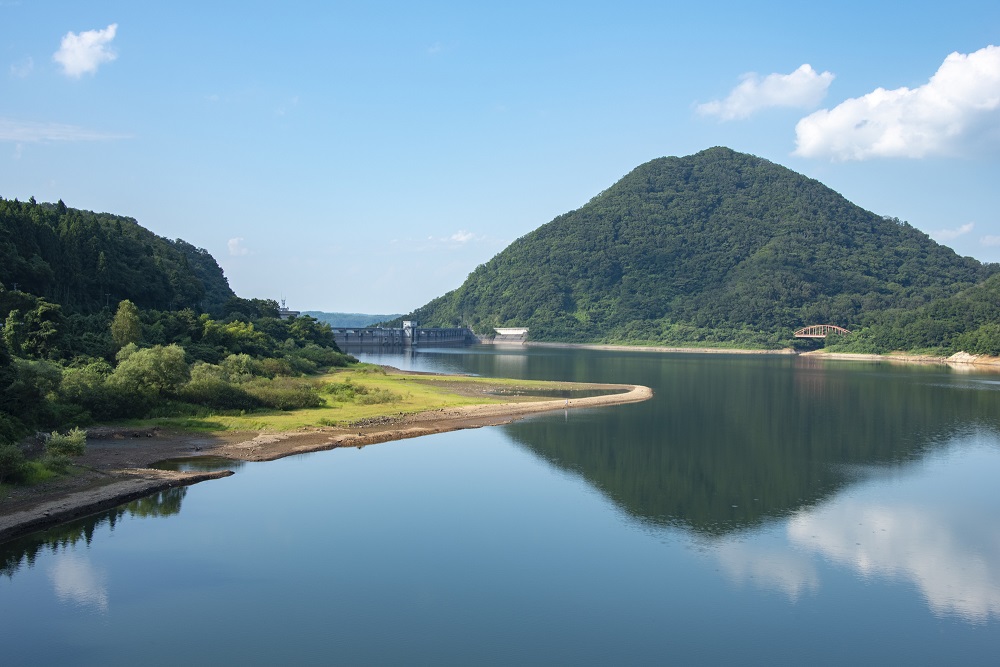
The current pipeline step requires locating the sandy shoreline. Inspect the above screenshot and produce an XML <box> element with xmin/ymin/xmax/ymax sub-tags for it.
<box><xmin>526</xmin><ymin>341</ymin><xmax>796</xmax><ymax>355</ymax></box>
<box><xmin>526</xmin><ymin>341</ymin><xmax>1000</xmax><ymax>368</ymax></box>
<box><xmin>0</xmin><ymin>382</ymin><xmax>652</xmax><ymax>544</ymax></box>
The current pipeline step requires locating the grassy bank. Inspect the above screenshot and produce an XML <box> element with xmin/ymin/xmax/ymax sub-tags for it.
<box><xmin>133</xmin><ymin>365</ymin><xmax>624</xmax><ymax>432</ymax></box>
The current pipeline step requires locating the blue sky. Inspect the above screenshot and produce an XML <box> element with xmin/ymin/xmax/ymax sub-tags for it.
<box><xmin>2</xmin><ymin>1</ymin><xmax>999</xmax><ymax>312</ymax></box>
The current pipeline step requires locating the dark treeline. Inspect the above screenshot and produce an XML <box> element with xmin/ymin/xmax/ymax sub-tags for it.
<box><xmin>0</xmin><ymin>196</ymin><xmax>233</xmax><ymax>314</ymax></box>
<box><xmin>1</xmin><ymin>198</ymin><xmax>353</xmax><ymax>483</ymax></box>
<box><xmin>402</xmin><ymin>148</ymin><xmax>998</xmax><ymax>349</ymax></box>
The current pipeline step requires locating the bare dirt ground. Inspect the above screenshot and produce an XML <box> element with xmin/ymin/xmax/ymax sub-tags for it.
<box><xmin>0</xmin><ymin>382</ymin><xmax>652</xmax><ymax>544</ymax></box>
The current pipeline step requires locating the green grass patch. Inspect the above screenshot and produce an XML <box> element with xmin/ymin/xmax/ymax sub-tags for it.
<box><xmin>125</xmin><ymin>368</ymin><xmax>623</xmax><ymax>432</ymax></box>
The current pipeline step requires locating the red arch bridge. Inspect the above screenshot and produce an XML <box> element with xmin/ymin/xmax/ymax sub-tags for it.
<box><xmin>794</xmin><ymin>324</ymin><xmax>853</xmax><ymax>338</ymax></box>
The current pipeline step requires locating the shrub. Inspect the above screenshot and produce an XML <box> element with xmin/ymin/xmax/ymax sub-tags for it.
<box><xmin>260</xmin><ymin>357</ymin><xmax>294</xmax><ymax>377</ymax></box>
<box><xmin>221</xmin><ymin>353</ymin><xmax>269</xmax><ymax>380</ymax></box>
<box><xmin>178</xmin><ymin>377</ymin><xmax>265</xmax><ymax>411</ymax></box>
<box><xmin>46</xmin><ymin>427</ymin><xmax>87</xmax><ymax>457</ymax></box>
<box><xmin>41</xmin><ymin>453</ymin><xmax>71</xmax><ymax>474</ymax></box>
<box><xmin>356</xmin><ymin>388</ymin><xmax>403</xmax><ymax>405</ymax></box>
<box><xmin>0</xmin><ymin>443</ymin><xmax>28</xmax><ymax>485</ymax></box>
<box><xmin>243</xmin><ymin>377</ymin><xmax>323</xmax><ymax>410</ymax></box>
<box><xmin>322</xmin><ymin>379</ymin><xmax>401</xmax><ymax>405</ymax></box>
<box><xmin>60</xmin><ymin>361</ymin><xmax>117</xmax><ymax>421</ymax></box>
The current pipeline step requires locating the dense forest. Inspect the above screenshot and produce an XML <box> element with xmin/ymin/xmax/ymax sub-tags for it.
<box><xmin>827</xmin><ymin>272</ymin><xmax>1000</xmax><ymax>355</ymax></box>
<box><xmin>0</xmin><ymin>197</ymin><xmax>353</xmax><ymax>482</ymax></box>
<box><xmin>402</xmin><ymin>147</ymin><xmax>998</xmax><ymax>349</ymax></box>
<box><xmin>302</xmin><ymin>311</ymin><xmax>402</xmax><ymax>328</ymax></box>
<box><xmin>0</xmin><ymin>197</ymin><xmax>234</xmax><ymax>314</ymax></box>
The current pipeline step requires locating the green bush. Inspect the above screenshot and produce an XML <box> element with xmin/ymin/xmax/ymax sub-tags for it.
<box><xmin>0</xmin><ymin>443</ymin><xmax>28</xmax><ymax>484</ymax></box>
<box><xmin>322</xmin><ymin>379</ymin><xmax>401</xmax><ymax>405</ymax></box>
<box><xmin>60</xmin><ymin>361</ymin><xmax>117</xmax><ymax>421</ymax></box>
<box><xmin>243</xmin><ymin>377</ymin><xmax>323</xmax><ymax>410</ymax></box>
<box><xmin>41</xmin><ymin>453</ymin><xmax>71</xmax><ymax>474</ymax></box>
<box><xmin>356</xmin><ymin>388</ymin><xmax>403</xmax><ymax>405</ymax></box>
<box><xmin>46</xmin><ymin>427</ymin><xmax>86</xmax><ymax>457</ymax></box>
<box><xmin>178</xmin><ymin>376</ymin><xmax>264</xmax><ymax>411</ymax></box>
<box><xmin>108</xmin><ymin>344</ymin><xmax>190</xmax><ymax>396</ymax></box>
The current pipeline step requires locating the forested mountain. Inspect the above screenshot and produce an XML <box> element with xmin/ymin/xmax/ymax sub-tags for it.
<box><xmin>404</xmin><ymin>147</ymin><xmax>996</xmax><ymax>347</ymax></box>
<box><xmin>829</xmin><ymin>271</ymin><xmax>1000</xmax><ymax>355</ymax></box>
<box><xmin>1</xmin><ymin>197</ymin><xmax>353</xmax><ymax>470</ymax></box>
<box><xmin>0</xmin><ymin>197</ymin><xmax>234</xmax><ymax>314</ymax></box>
<box><xmin>301</xmin><ymin>311</ymin><xmax>402</xmax><ymax>328</ymax></box>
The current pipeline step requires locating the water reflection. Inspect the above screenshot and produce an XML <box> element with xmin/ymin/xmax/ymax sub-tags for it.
<box><xmin>151</xmin><ymin>456</ymin><xmax>246</xmax><ymax>473</ymax></box>
<box><xmin>714</xmin><ymin>539</ymin><xmax>819</xmax><ymax>600</ymax></box>
<box><xmin>505</xmin><ymin>357</ymin><xmax>1000</xmax><ymax>534</ymax></box>
<box><xmin>1</xmin><ymin>487</ymin><xmax>188</xmax><ymax>583</ymax></box>
<box><xmin>49</xmin><ymin>552</ymin><xmax>108</xmax><ymax>612</ymax></box>
<box><xmin>701</xmin><ymin>437</ymin><xmax>1000</xmax><ymax>624</ymax></box>
<box><xmin>786</xmin><ymin>440</ymin><xmax>1000</xmax><ymax>623</ymax></box>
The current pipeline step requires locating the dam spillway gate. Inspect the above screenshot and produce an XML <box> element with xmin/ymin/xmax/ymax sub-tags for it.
<box><xmin>331</xmin><ymin>324</ymin><xmax>475</xmax><ymax>348</ymax></box>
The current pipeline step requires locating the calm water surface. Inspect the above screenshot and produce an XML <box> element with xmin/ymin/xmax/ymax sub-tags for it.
<box><xmin>3</xmin><ymin>346</ymin><xmax>1000</xmax><ymax>665</ymax></box>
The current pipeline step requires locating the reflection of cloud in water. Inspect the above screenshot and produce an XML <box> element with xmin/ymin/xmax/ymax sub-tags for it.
<box><xmin>713</xmin><ymin>441</ymin><xmax>1000</xmax><ymax>624</ymax></box>
<box><xmin>788</xmin><ymin>498</ymin><xmax>1000</xmax><ymax>623</ymax></box>
<box><xmin>715</xmin><ymin>540</ymin><xmax>819</xmax><ymax>600</ymax></box>
<box><xmin>48</xmin><ymin>553</ymin><xmax>108</xmax><ymax>612</ymax></box>
<box><xmin>492</xmin><ymin>353</ymin><xmax>527</xmax><ymax>374</ymax></box>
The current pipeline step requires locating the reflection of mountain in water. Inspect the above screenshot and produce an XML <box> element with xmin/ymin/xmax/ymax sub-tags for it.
<box><xmin>0</xmin><ymin>487</ymin><xmax>187</xmax><ymax>578</ymax></box>
<box><xmin>503</xmin><ymin>358</ymin><xmax>1000</xmax><ymax>534</ymax></box>
<box><xmin>715</xmin><ymin>438</ymin><xmax>1000</xmax><ymax>623</ymax></box>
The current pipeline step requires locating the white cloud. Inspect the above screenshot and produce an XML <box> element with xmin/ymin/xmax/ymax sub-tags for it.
<box><xmin>795</xmin><ymin>45</ymin><xmax>1000</xmax><ymax>160</ymax></box>
<box><xmin>698</xmin><ymin>64</ymin><xmax>834</xmax><ymax>120</ymax></box>
<box><xmin>715</xmin><ymin>539</ymin><xmax>820</xmax><ymax>600</ymax></box>
<box><xmin>981</xmin><ymin>235</ymin><xmax>1000</xmax><ymax>247</ymax></box>
<box><xmin>0</xmin><ymin>117</ymin><xmax>128</xmax><ymax>143</ymax></box>
<box><xmin>53</xmin><ymin>23</ymin><xmax>118</xmax><ymax>78</ymax></box>
<box><xmin>788</xmin><ymin>497</ymin><xmax>1000</xmax><ymax>623</ymax></box>
<box><xmin>228</xmin><ymin>237</ymin><xmax>251</xmax><ymax>256</ymax></box>
<box><xmin>9</xmin><ymin>56</ymin><xmax>33</xmax><ymax>78</ymax></box>
<box><xmin>932</xmin><ymin>222</ymin><xmax>974</xmax><ymax>241</ymax></box>
<box><xmin>449</xmin><ymin>230</ymin><xmax>476</xmax><ymax>243</ymax></box>
<box><xmin>48</xmin><ymin>553</ymin><xmax>108</xmax><ymax>612</ymax></box>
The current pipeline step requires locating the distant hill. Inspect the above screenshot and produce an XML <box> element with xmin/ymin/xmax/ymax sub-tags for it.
<box><xmin>829</xmin><ymin>271</ymin><xmax>1000</xmax><ymax>355</ymax></box>
<box><xmin>0</xmin><ymin>197</ymin><xmax>234</xmax><ymax>314</ymax></box>
<box><xmin>301</xmin><ymin>311</ymin><xmax>402</xmax><ymax>328</ymax></box>
<box><xmin>403</xmin><ymin>147</ymin><xmax>996</xmax><ymax>346</ymax></box>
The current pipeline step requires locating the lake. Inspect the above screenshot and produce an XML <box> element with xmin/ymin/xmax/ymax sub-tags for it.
<box><xmin>3</xmin><ymin>346</ymin><xmax>1000</xmax><ymax>665</ymax></box>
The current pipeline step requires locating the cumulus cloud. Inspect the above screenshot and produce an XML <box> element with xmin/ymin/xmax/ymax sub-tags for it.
<box><xmin>449</xmin><ymin>230</ymin><xmax>476</xmax><ymax>243</ymax></box>
<box><xmin>228</xmin><ymin>237</ymin><xmax>251</xmax><ymax>256</ymax></box>
<box><xmin>932</xmin><ymin>222</ymin><xmax>975</xmax><ymax>241</ymax></box>
<box><xmin>795</xmin><ymin>45</ymin><xmax>1000</xmax><ymax>160</ymax></box>
<box><xmin>698</xmin><ymin>64</ymin><xmax>834</xmax><ymax>120</ymax></box>
<box><xmin>53</xmin><ymin>23</ymin><xmax>118</xmax><ymax>77</ymax></box>
<box><xmin>0</xmin><ymin>117</ymin><xmax>128</xmax><ymax>142</ymax></box>
<box><xmin>981</xmin><ymin>235</ymin><xmax>1000</xmax><ymax>247</ymax></box>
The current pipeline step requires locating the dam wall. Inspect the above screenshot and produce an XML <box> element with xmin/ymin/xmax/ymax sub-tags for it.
<box><xmin>332</xmin><ymin>326</ymin><xmax>474</xmax><ymax>348</ymax></box>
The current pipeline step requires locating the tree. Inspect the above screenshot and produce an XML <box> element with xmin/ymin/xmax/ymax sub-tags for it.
<box><xmin>111</xmin><ymin>299</ymin><xmax>142</xmax><ymax>348</ymax></box>
<box><xmin>108</xmin><ymin>344</ymin><xmax>190</xmax><ymax>396</ymax></box>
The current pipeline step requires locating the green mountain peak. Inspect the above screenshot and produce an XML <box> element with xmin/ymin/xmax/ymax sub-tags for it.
<box><xmin>405</xmin><ymin>147</ymin><xmax>994</xmax><ymax>346</ymax></box>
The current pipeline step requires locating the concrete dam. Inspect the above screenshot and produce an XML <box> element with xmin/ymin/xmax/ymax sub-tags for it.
<box><xmin>331</xmin><ymin>321</ymin><xmax>475</xmax><ymax>348</ymax></box>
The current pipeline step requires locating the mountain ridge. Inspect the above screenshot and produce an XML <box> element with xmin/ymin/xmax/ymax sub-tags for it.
<box><xmin>403</xmin><ymin>147</ymin><xmax>995</xmax><ymax>346</ymax></box>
